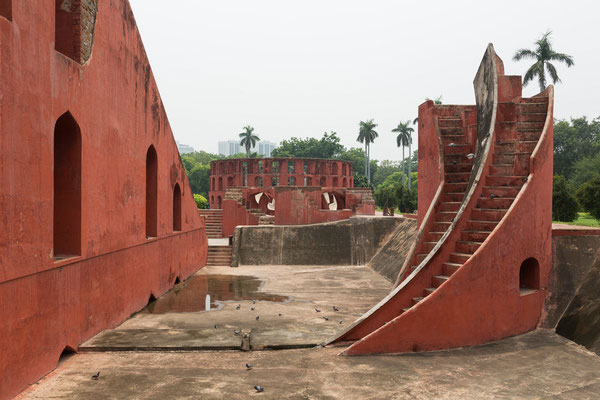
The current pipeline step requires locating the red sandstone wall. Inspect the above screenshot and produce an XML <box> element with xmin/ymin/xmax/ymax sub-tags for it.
<box><xmin>222</xmin><ymin>199</ymin><xmax>259</xmax><ymax>238</ymax></box>
<box><xmin>209</xmin><ymin>158</ymin><xmax>354</xmax><ymax>209</ymax></box>
<box><xmin>0</xmin><ymin>1</ymin><xmax>207</xmax><ymax>398</ymax></box>
<box><xmin>273</xmin><ymin>187</ymin><xmax>353</xmax><ymax>225</ymax></box>
<box><xmin>416</xmin><ymin>101</ymin><xmax>442</xmax><ymax>227</ymax></box>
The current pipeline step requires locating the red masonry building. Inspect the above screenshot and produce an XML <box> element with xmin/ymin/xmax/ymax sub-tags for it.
<box><xmin>0</xmin><ymin>1</ymin><xmax>207</xmax><ymax>397</ymax></box>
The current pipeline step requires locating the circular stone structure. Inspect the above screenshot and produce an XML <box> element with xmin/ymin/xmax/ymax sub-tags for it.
<box><xmin>209</xmin><ymin>158</ymin><xmax>353</xmax><ymax>209</ymax></box>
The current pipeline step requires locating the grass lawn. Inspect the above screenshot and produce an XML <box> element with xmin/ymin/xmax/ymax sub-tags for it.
<box><xmin>553</xmin><ymin>212</ymin><xmax>600</xmax><ymax>228</ymax></box>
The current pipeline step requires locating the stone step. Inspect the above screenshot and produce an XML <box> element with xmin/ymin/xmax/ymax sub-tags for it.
<box><xmin>441</xmin><ymin>135</ymin><xmax>467</xmax><ymax>145</ymax></box>
<box><xmin>444</xmin><ymin>144</ymin><xmax>472</xmax><ymax>155</ymax></box>
<box><xmin>522</xmin><ymin>96</ymin><xmax>548</xmax><ymax>103</ymax></box>
<box><xmin>440</xmin><ymin>202</ymin><xmax>461</xmax><ymax>212</ymax></box>
<box><xmin>517</xmin><ymin>112</ymin><xmax>546</xmax><ymax>122</ymax></box>
<box><xmin>462</xmin><ymin>230</ymin><xmax>491</xmax><ymax>242</ymax></box>
<box><xmin>517</xmin><ymin>102</ymin><xmax>547</xmax><ymax>113</ymax></box>
<box><xmin>442</xmin><ymin>262</ymin><xmax>462</xmax><ymax>277</ymax></box>
<box><xmin>432</xmin><ymin>275</ymin><xmax>450</xmax><ymax>287</ymax></box>
<box><xmin>495</xmin><ymin>140</ymin><xmax>538</xmax><ymax>153</ymax></box>
<box><xmin>439</xmin><ymin>126</ymin><xmax>463</xmax><ymax>135</ymax></box>
<box><xmin>443</xmin><ymin>192</ymin><xmax>465</xmax><ymax>202</ymax></box>
<box><xmin>445</xmin><ymin>163</ymin><xmax>473</xmax><ymax>174</ymax></box>
<box><xmin>482</xmin><ymin>185</ymin><xmax>521</xmax><ymax>198</ymax></box>
<box><xmin>489</xmin><ymin>164</ymin><xmax>513</xmax><ymax>175</ymax></box>
<box><xmin>445</xmin><ymin>172</ymin><xmax>471</xmax><ymax>183</ymax></box>
<box><xmin>438</xmin><ymin>117</ymin><xmax>462</xmax><ymax>128</ymax></box>
<box><xmin>477</xmin><ymin>197</ymin><xmax>515</xmax><ymax>210</ymax></box>
<box><xmin>444</xmin><ymin>182</ymin><xmax>468</xmax><ymax>193</ymax></box>
<box><xmin>486</xmin><ymin>175</ymin><xmax>527</xmax><ymax>187</ymax></box>
<box><xmin>455</xmin><ymin>241</ymin><xmax>482</xmax><ymax>254</ymax></box>
<box><xmin>471</xmin><ymin>208</ymin><xmax>508</xmax><ymax>221</ymax></box>
<box><xmin>466</xmin><ymin>219</ymin><xmax>499</xmax><ymax>231</ymax></box>
<box><xmin>437</xmin><ymin>211</ymin><xmax>457</xmax><ymax>223</ymax></box>
<box><xmin>449</xmin><ymin>252</ymin><xmax>472</xmax><ymax>264</ymax></box>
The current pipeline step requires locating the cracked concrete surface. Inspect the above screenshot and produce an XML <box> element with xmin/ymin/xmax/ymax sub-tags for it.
<box><xmin>20</xmin><ymin>331</ymin><xmax>600</xmax><ymax>399</ymax></box>
<box><xmin>18</xmin><ymin>264</ymin><xmax>600</xmax><ymax>399</ymax></box>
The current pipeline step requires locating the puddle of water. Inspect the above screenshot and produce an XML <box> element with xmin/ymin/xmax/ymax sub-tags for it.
<box><xmin>142</xmin><ymin>274</ymin><xmax>289</xmax><ymax>314</ymax></box>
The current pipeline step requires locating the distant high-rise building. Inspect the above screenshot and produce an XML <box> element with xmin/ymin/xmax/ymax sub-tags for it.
<box><xmin>218</xmin><ymin>140</ymin><xmax>277</xmax><ymax>157</ymax></box>
<box><xmin>176</xmin><ymin>141</ymin><xmax>195</xmax><ymax>154</ymax></box>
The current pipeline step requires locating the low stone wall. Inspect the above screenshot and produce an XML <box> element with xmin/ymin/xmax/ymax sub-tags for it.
<box><xmin>544</xmin><ymin>233</ymin><xmax>600</xmax><ymax>355</ymax></box>
<box><xmin>232</xmin><ymin>217</ymin><xmax>414</xmax><ymax>267</ymax></box>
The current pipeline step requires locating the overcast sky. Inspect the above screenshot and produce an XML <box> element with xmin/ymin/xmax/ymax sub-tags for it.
<box><xmin>129</xmin><ymin>0</ymin><xmax>599</xmax><ymax>161</ymax></box>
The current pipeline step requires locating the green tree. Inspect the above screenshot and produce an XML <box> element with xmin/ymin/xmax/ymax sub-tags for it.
<box><xmin>513</xmin><ymin>30</ymin><xmax>574</xmax><ymax>92</ymax></box>
<box><xmin>552</xmin><ymin>175</ymin><xmax>578</xmax><ymax>222</ymax></box>
<box><xmin>372</xmin><ymin>160</ymin><xmax>402</xmax><ymax>187</ymax></box>
<box><xmin>271</xmin><ymin>131</ymin><xmax>344</xmax><ymax>159</ymax></box>
<box><xmin>357</xmin><ymin>119</ymin><xmax>378</xmax><ymax>184</ymax></box>
<box><xmin>239</xmin><ymin>125</ymin><xmax>260</xmax><ymax>157</ymax></box>
<box><xmin>189</xmin><ymin>164</ymin><xmax>211</xmax><ymax>198</ymax></box>
<box><xmin>554</xmin><ymin>117</ymin><xmax>600</xmax><ymax>178</ymax></box>
<box><xmin>576</xmin><ymin>176</ymin><xmax>600</xmax><ymax>222</ymax></box>
<box><xmin>392</xmin><ymin>121</ymin><xmax>414</xmax><ymax>189</ymax></box>
<box><xmin>193</xmin><ymin>194</ymin><xmax>207</xmax><ymax>209</ymax></box>
<box><xmin>571</xmin><ymin>154</ymin><xmax>600</xmax><ymax>189</ymax></box>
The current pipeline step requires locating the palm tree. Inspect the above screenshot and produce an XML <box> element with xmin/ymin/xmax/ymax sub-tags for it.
<box><xmin>513</xmin><ymin>30</ymin><xmax>574</xmax><ymax>92</ymax></box>
<box><xmin>239</xmin><ymin>125</ymin><xmax>260</xmax><ymax>157</ymax></box>
<box><xmin>392</xmin><ymin>121</ymin><xmax>414</xmax><ymax>188</ymax></box>
<box><xmin>357</xmin><ymin>119</ymin><xmax>378</xmax><ymax>184</ymax></box>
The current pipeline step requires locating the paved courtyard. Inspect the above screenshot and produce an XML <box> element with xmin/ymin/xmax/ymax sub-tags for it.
<box><xmin>18</xmin><ymin>264</ymin><xmax>600</xmax><ymax>399</ymax></box>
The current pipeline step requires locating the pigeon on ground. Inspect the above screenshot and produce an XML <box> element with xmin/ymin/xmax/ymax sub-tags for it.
<box><xmin>236</xmin><ymin>304</ymin><xmax>241</xmax><ymax>310</ymax></box>
<box><xmin>339</xmin><ymin>320</ymin><xmax>343</xmax><ymax>324</ymax></box>
<box><xmin>254</xmin><ymin>385</ymin><xmax>264</xmax><ymax>393</ymax></box>
<box><xmin>315</xmin><ymin>308</ymin><xmax>321</xmax><ymax>313</ymax></box>
<box><xmin>256</xmin><ymin>316</ymin><xmax>260</xmax><ymax>321</ymax></box>
<box><xmin>278</xmin><ymin>313</ymin><xmax>282</xmax><ymax>316</ymax></box>
<box><xmin>333</xmin><ymin>306</ymin><xmax>339</xmax><ymax>312</ymax></box>
<box><xmin>246</xmin><ymin>363</ymin><xmax>253</xmax><ymax>370</ymax></box>
<box><xmin>466</xmin><ymin>153</ymin><xmax>475</xmax><ymax>159</ymax></box>
<box><xmin>323</xmin><ymin>316</ymin><xmax>329</xmax><ymax>321</ymax></box>
<box><xmin>214</xmin><ymin>324</ymin><xmax>218</xmax><ymax>329</ymax></box>
<box><xmin>234</xmin><ymin>330</ymin><xmax>240</xmax><ymax>336</ymax></box>
<box><xmin>91</xmin><ymin>371</ymin><xmax>100</xmax><ymax>380</ymax></box>
<box><xmin>252</xmin><ymin>300</ymin><xmax>256</xmax><ymax>304</ymax></box>
<box><xmin>251</xmin><ymin>307</ymin><xmax>255</xmax><ymax>311</ymax></box>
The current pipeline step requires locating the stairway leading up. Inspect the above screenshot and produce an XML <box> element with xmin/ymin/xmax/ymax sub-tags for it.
<box><xmin>330</xmin><ymin>44</ymin><xmax>554</xmax><ymax>355</ymax></box>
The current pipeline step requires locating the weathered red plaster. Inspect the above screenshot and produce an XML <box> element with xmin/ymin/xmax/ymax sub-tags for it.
<box><xmin>0</xmin><ymin>1</ymin><xmax>207</xmax><ymax>397</ymax></box>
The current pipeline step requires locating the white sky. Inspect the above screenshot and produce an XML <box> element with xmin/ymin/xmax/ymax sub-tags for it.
<box><xmin>129</xmin><ymin>0</ymin><xmax>600</xmax><ymax>161</ymax></box>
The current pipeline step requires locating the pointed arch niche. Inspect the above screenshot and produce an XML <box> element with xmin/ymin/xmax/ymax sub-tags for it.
<box><xmin>145</xmin><ymin>145</ymin><xmax>158</xmax><ymax>238</ymax></box>
<box><xmin>53</xmin><ymin>112</ymin><xmax>82</xmax><ymax>260</ymax></box>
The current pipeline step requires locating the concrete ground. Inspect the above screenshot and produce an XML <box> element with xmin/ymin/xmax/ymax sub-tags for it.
<box><xmin>79</xmin><ymin>265</ymin><xmax>392</xmax><ymax>351</ymax></box>
<box><xmin>19</xmin><ymin>264</ymin><xmax>600</xmax><ymax>399</ymax></box>
<box><xmin>20</xmin><ymin>330</ymin><xmax>600</xmax><ymax>399</ymax></box>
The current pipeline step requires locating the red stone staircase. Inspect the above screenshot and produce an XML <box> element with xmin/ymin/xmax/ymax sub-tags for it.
<box><xmin>331</xmin><ymin>44</ymin><xmax>554</xmax><ymax>355</ymax></box>
<box><xmin>206</xmin><ymin>245</ymin><xmax>232</xmax><ymax>266</ymax></box>
<box><xmin>199</xmin><ymin>209</ymin><xmax>223</xmax><ymax>238</ymax></box>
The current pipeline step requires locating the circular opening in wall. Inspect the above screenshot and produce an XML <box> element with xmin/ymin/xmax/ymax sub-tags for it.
<box><xmin>519</xmin><ymin>257</ymin><xmax>540</xmax><ymax>296</ymax></box>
